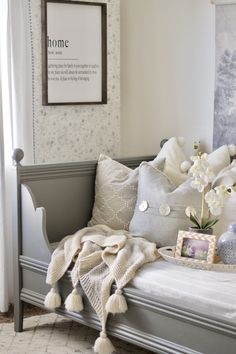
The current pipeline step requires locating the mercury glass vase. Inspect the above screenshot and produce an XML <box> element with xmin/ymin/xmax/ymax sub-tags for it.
<box><xmin>217</xmin><ymin>223</ymin><xmax>236</xmax><ymax>264</ymax></box>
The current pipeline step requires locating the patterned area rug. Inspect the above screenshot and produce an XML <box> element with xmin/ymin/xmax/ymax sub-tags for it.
<box><xmin>0</xmin><ymin>304</ymin><xmax>46</xmax><ymax>324</ymax></box>
<box><xmin>0</xmin><ymin>312</ymin><xmax>153</xmax><ymax>354</ymax></box>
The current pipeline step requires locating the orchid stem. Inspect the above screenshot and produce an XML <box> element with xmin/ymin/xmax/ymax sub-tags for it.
<box><xmin>200</xmin><ymin>190</ymin><xmax>205</xmax><ymax>228</ymax></box>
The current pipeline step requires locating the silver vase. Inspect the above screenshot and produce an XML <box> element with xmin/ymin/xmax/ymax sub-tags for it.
<box><xmin>218</xmin><ymin>224</ymin><xmax>236</xmax><ymax>264</ymax></box>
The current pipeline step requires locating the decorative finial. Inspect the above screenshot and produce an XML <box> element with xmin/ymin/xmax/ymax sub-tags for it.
<box><xmin>12</xmin><ymin>148</ymin><xmax>24</xmax><ymax>165</ymax></box>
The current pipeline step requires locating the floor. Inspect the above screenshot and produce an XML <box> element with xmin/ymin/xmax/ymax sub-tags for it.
<box><xmin>0</xmin><ymin>312</ymin><xmax>153</xmax><ymax>354</ymax></box>
<box><xmin>0</xmin><ymin>304</ymin><xmax>46</xmax><ymax>324</ymax></box>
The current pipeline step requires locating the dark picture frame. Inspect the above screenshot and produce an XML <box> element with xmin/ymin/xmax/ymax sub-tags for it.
<box><xmin>41</xmin><ymin>0</ymin><xmax>107</xmax><ymax>105</ymax></box>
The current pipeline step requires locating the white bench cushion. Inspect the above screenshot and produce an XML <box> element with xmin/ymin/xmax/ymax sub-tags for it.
<box><xmin>130</xmin><ymin>259</ymin><xmax>236</xmax><ymax>323</ymax></box>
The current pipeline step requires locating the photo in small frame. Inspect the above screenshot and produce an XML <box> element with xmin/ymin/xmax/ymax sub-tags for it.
<box><xmin>175</xmin><ymin>230</ymin><xmax>216</xmax><ymax>264</ymax></box>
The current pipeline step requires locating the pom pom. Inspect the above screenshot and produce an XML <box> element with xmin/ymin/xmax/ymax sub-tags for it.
<box><xmin>177</xmin><ymin>137</ymin><xmax>185</xmax><ymax>147</ymax></box>
<box><xmin>105</xmin><ymin>289</ymin><xmax>128</xmax><ymax>314</ymax></box>
<box><xmin>44</xmin><ymin>288</ymin><xmax>61</xmax><ymax>309</ymax></box>
<box><xmin>180</xmin><ymin>160</ymin><xmax>191</xmax><ymax>173</ymax></box>
<box><xmin>93</xmin><ymin>332</ymin><xmax>115</xmax><ymax>354</ymax></box>
<box><xmin>228</xmin><ymin>144</ymin><xmax>236</xmax><ymax>157</ymax></box>
<box><xmin>65</xmin><ymin>288</ymin><xmax>84</xmax><ymax>312</ymax></box>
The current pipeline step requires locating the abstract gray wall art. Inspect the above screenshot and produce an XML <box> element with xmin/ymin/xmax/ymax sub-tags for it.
<box><xmin>214</xmin><ymin>5</ymin><xmax>236</xmax><ymax>148</ymax></box>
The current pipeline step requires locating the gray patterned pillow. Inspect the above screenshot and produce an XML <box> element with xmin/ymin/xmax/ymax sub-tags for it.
<box><xmin>88</xmin><ymin>155</ymin><xmax>165</xmax><ymax>230</ymax></box>
<box><xmin>129</xmin><ymin>162</ymin><xmax>201</xmax><ymax>247</ymax></box>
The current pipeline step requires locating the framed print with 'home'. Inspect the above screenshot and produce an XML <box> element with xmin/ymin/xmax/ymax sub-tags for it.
<box><xmin>41</xmin><ymin>0</ymin><xmax>107</xmax><ymax>105</ymax></box>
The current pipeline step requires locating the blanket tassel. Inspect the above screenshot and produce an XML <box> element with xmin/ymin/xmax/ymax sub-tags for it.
<box><xmin>93</xmin><ymin>331</ymin><xmax>115</xmax><ymax>354</ymax></box>
<box><xmin>105</xmin><ymin>289</ymin><xmax>128</xmax><ymax>314</ymax></box>
<box><xmin>44</xmin><ymin>287</ymin><xmax>61</xmax><ymax>309</ymax></box>
<box><xmin>65</xmin><ymin>288</ymin><xmax>84</xmax><ymax>312</ymax></box>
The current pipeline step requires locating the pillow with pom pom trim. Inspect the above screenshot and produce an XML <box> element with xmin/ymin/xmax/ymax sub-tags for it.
<box><xmin>152</xmin><ymin>137</ymin><xmax>190</xmax><ymax>186</ymax></box>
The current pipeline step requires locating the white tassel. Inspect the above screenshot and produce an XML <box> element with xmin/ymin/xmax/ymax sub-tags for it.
<box><xmin>44</xmin><ymin>287</ymin><xmax>61</xmax><ymax>309</ymax></box>
<box><xmin>93</xmin><ymin>331</ymin><xmax>115</xmax><ymax>354</ymax></box>
<box><xmin>105</xmin><ymin>289</ymin><xmax>128</xmax><ymax>314</ymax></box>
<box><xmin>65</xmin><ymin>288</ymin><xmax>84</xmax><ymax>312</ymax></box>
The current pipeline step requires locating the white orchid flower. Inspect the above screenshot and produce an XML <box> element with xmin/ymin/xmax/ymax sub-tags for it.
<box><xmin>205</xmin><ymin>190</ymin><xmax>224</xmax><ymax>216</ymax></box>
<box><xmin>200</xmin><ymin>153</ymin><xmax>208</xmax><ymax>161</ymax></box>
<box><xmin>208</xmin><ymin>203</ymin><xmax>223</xmax><ymax>216</ymax></box>
<box><xmin>205</xmin><ymin>189</ymin><xmax>216</xmax><ymax>204</ymax></box>
<box><xmin>190</xmin><ymin>153</ymin><xmax>207</xmax><ymax>162</ymax></box>
<box><xmin>188</xmin><ymin>151</ymin><xmax>232</xmax><ymax>229</ymax></box>
<box><xmin>205</xmin><ymin>167</ymin><xmax>215</xmax><ymax>183</ymax></box>
<box><xmin>191</xmin><ymin>177</ymin><xmax>207</xmax><ymax>193</ymax></box>
<box><xmin>189</xmin><ymin>153</ymin><xmax>213</xmax><ymax>181</ymax></box>
<box><xmin>215</xmin><ymin>185</ymin><xmax>231</xmax><ymax>200</ymax></box>
<box><xmin>185</xmin><ymin>206</ymin><xmax>197</xmax><ymax>218</ymax></box>
<box><xmin>189</xmin><ymin>164</ymin><xmax>205</xmax><ymax>179</ymax></box>
<box><xmin>190</xmin><ymin>155</ymin><xmax>199</xmax><ymax>162</ymax></box>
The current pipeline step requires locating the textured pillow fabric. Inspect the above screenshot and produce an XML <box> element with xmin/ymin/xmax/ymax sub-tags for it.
<box><xmin>152</xmin><ymin>137</ymin><xmax>189</xmax><ymax>186</ymax></box>
<box><xmin>88</xmin><ymin>154</ymin><xmax>165</xmax><ymax>230</ymax></box>
<box><xmin>129</xmin><ymin>162</ymin><xmax>201</xmax><ymax>247</ymax></box>
<box><xmin>208</xmin><ymin>145</ymin><xmax>231</xmax><ymax>176</ymax></box>
<box><xmin>213</xmin><ymin>159</ymin><xmax>236</xmax><ymax>187</ymax></box>
<box><xmin>152</xmin><ymin>139</ymin><xmax>231</xmax><ymax>187</ymax></box>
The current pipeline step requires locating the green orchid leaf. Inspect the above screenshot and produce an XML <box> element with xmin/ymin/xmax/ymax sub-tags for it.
<box><xmin>200</xmin><ymin>218</ymin><xmax>209</xmax><ymax>229</ymax></box>
<box><xmin>189</xmin><ymin>213</ymin><xmax>201</xmax><ymax>228</ymax></box>
<box><xmin>203</xmin><ymin>219</ymin><xmax>219</xmax><ymax>229</ymax></box>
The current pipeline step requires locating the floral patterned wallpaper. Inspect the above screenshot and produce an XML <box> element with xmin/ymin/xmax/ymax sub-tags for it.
<box><xmin>28</xmin><ymin>0</ymin><xmax>120</xmax><ymax>163</ymax></box>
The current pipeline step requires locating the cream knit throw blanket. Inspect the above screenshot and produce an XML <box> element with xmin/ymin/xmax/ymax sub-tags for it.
<box><xmin>45</xmin><ymin>224</ymin><xmax>158</xmax><ymax>354</ymax></box>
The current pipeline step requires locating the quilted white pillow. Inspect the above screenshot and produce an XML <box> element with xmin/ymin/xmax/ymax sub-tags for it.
<box><xmin>152</xmin><ymin>137</ymin><xmax>190</xmax><ymax>186</ymax></box>
<box><xmin>129</xmin><ymin>162</ymin><xmax>201</xmax><ymax>247</ymax></box>
<box><xmin>88</xmin><ymin>154</ymin><xmax>165</xmax><ymax>230</ymax></box>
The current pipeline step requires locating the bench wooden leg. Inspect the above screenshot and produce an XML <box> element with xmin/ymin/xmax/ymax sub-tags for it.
<box><xmin>14</xmin><ymin>299</ymin><xmax>24</xmax><ymax>332</ymax></box>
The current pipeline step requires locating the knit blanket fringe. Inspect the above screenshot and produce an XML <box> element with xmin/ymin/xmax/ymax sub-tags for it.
<box><xmin>45</xmin><ymin>224</ymin><xmax>159</xmax><ymax>354</ymax></box>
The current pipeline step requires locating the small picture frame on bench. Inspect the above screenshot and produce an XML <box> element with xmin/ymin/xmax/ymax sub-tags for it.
<box><xmin>175</xmin><ymin>230</ymin><xmax>216</xmax><ymax>264</ymax></box>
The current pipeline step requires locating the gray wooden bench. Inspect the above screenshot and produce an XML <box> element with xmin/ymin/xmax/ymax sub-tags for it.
<box><xmin>12</xmin><ymin>149</ymin><xmax>236</xmax><ymax>354</ymax></box>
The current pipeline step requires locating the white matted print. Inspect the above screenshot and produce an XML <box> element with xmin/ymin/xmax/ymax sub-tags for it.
<box><xmin>42</xmin><ymin>0</ymin><xmax>107</xmax><ymax>105</ymax></box>
<box><xmin>175</xmin><ymin>231</ymin><xmax>216</xmax><ymax>264</ymax></box>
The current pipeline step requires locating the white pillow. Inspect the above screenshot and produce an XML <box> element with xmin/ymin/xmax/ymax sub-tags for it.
<box><xmin>150</xmin><ymin>138</ymin><xmax>231</xmax><ymax>187</ymax></box>
<box><xmin>129</xmin><ymin>162</ymin><xmax>201</xmax><ymax>247</ymax></box>
<box><xmin>213</xmin><ymin>160</ymin><xmax>236</xmax><ymax>187</ymax></box>
<box><xmin>88</xmin><ymin>154</ymin><xmax>165</xmax><ymax>230</ymax></box>
<box><xmin>208</xmin><ymin>145</ymin><xmax>231</xmax><ymax>176</ymax></box>
<box><xmin>153</xmin><ymin>137</ymin><xmax>189</xmax><ymax>186</ymax></box>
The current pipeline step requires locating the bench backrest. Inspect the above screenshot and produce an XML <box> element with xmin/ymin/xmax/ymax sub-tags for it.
<box><xmin>17</xmin><ymin>156</ymin><xmax>154</xmax><ymax>243</ymax></box>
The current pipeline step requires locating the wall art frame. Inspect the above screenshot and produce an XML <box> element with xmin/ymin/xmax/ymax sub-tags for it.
<box><xmin>41</xmin><ymin>0</ymin><xmax>107</xmax><ymax>105</ymax></box>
